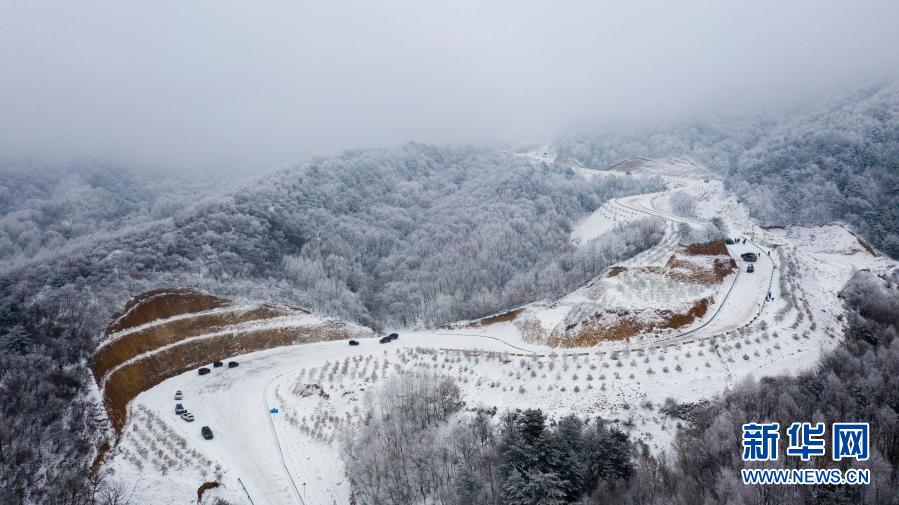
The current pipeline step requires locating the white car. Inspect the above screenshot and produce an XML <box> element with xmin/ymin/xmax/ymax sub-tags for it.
<box><xmin>181</xmin><ymin>412</ymin><xmax>194</xmax><ymax>422</ymax></box>
<box><xmin>174</xmin><ymin>390</ymin><xmax>183</xmax><ymax>400</ymax></box>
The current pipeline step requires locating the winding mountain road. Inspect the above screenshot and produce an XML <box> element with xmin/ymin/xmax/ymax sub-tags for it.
<box><xmin>123</xmin><ymin>161</ymin><xmax>776</xmax><ymax>505</ymax></box>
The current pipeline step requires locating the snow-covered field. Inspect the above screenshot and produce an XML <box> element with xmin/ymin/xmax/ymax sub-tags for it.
<box><xmin>104</xmin><ymin>155</ymin><xmax>896</xmax><ymax>504</ymax></box>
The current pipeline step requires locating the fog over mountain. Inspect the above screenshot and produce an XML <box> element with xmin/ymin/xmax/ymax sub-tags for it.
<box><xmin>2</xmin><ymin>0</ymin><xmax>898</xmax><ymax>173</ymax></box>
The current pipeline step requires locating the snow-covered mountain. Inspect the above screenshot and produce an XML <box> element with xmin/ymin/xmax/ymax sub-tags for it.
<box><xmin>98</xmin><ymin>155</ymin><xmax>896</xmax><ymax>504</ymax></box>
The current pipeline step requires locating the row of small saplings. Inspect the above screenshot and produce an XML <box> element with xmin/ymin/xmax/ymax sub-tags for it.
<box><xmin>173</xmin><ymin>360</ymin><xmax>241</xmax><ymax>440</ymax></box>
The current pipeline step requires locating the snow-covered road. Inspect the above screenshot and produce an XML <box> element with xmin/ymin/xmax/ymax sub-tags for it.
<box><xmin>109</xmin><ymin>156</ymin><xmax>889</xmax><ymax>504</ymax></box>
<box><xmin>606</xmin><ymin>184</ymin><xmax>775</xmax><ymax>348</ymax></box>
<box><xmin>134</xmin><ymin>333</ymin><xmax>536</xmax><ymax>504</ymax></box>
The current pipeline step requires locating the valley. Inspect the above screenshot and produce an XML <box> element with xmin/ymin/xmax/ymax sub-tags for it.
<box><xmin>99</xmin><ymin>155</ymin><xmax>895</xmax><ymax>504</ymax></box>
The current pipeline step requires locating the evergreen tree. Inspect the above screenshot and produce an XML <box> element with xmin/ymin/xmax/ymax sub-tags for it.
<box><xmin>1</xmin><ymin>325</ymin><xmax>31</xmax><ymax>354</ymax></box>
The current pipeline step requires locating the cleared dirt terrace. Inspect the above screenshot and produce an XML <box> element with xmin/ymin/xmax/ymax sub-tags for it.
<box><xmin>106</xmin><ymin>288</ymin><xmax>230</xmax><ymax>334</ymax></box>
<box><xmin>95</xmin><ymin>289</ymin><xmax>373</xmax><ymax>433</ymax></box>
<box><xmin>93</xmin><ymin>304</ymin><xmax>296</xmax><ymax>381</ymax></box>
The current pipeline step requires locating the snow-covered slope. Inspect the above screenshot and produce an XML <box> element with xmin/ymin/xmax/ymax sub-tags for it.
<box><xmin>103</xmin><ymin>156</ymin><xmax>897</xmax><ymax>505</ymax></box>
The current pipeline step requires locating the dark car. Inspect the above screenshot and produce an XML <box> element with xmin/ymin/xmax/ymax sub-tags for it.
<box><xmin>213</xmin><ymin>361</ymin><xmax>224</xmax><ymax>368</ymax></box>
<box><xmin>201</xmin><ymin>426</ymin><xmax>213</xmax><ymax>440</ymax></box>
<box><xmin>175</xmin><ymin>403</ymin><xmax>185</xmax><ymax>415</ymax></box>
<box><xmin>198</xmin><ymin>367</ymin><xmax>211</xmax><ymax>376</ymax></box>
<box><xmin>747</xmin><ymin>264</ymin><xmax>755</xmax><ymax>273</ymax></box>
<box><xmin>725</xmin><ymin>238</ymin><xmax>735</xmax><ymax>245</ymax></box>
<box><xmin>740</xmin><ymin>252</ymin><xmax>758</xmax><ymax>262</ymax></box>
<box><xmin>387</xmin><ymin>333</ymin><xmax>399</xmax><ymax>340</ymax></box>
<box><xmin>379</xmin><ymin>336</ymin><xmax>392</xmax><ymax>344</ymax></box>
<box><xmin>349</xmin><ymin>340</ymin><xmax>360</xmax><ymax>346</ymax></box>
<box><xmin>228</xmin><ymin>361</ymin><xmax>239</xmax><ymax>368</ymax></box>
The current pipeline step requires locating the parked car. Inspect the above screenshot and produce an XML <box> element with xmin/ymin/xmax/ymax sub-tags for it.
<box><xmin>387</xmin><ymin>333</ymin><xmax>399</xmax><ymax>340</ymax></box>
<box><xmin>747</xmin><ymin>264</ymin><xmax>755</xmax><ymax>273</ymax></box>
<box><xmin>174</xmin><ymin>390</ymin><xmax>183</xmax><ymax>400</ymax></box>
<box><xmin>740</xmin><ymin>252</ymin><xmax>758</xmax><ymax>262</ymax></box>
<box><xmin>198</xmin><ymin>367</ymin><xmax>211</xmax><ymax>376</ymax></box>
<box><xmin>181</xmin><ymin>412</ymin><xmax>195</xmax><ymax>422</ymax></box>
<box><xmin>213</xmin><ymin>361</ymin><xmax>224</xmax><ymax>368</ymax></box>
<box><xmin>201</xmin><ymin>426</ymin><xmax>213</xmax><ymax>440</ymax></box>
<box><xmin>228</xmin><ymin>361</ymin><xmax>239</xmax><ymax>368</ymax></box>
<box><xmin>379</xmin><ymin>336</ymin><xmax>392</xmax><ymax>344</ymax></box>
<box><xmin>348</xmin><ymin>340</ymin><xmax>360</xmax><ymax>346</ymax></box>
<box><xmin>175</xmin><ymin>403</ymin><xmax>185</xmax><ymax>415</ymax></box>
<box><xmin>725</xmin><ymin>238</ymin><xmax>735</xmax><ymax>245</ymax></box>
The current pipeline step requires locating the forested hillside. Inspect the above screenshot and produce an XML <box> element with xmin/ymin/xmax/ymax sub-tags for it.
<box><xmin>3</xmin><ymin>86</ymin><xmax>896</xmax><ymax>504</ymax></box>
<box><xmin>342</xmin><ymin>260</ymin><xmax>899</xmax><ymax>505</ymax></box>
<box><xmin>0</xmin><ymin>143</ymin><xmax>660</xmax><ymax>503</ymax></box>
<box><xmin>558</xmin><ymin>85</ymin><xmax>899</xmax><ymax>257</ymax></box>
<box><xmin>0</xmin><ymin>164</ymin><xmax>231</xmax><ymax>268</ymax></box>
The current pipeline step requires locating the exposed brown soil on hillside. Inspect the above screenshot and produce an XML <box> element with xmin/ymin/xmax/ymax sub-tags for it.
<box><xmin>93</xmin><ymin>304</ymin><xmax>292</xmax><ymax>381</ymax></box>
<box><xmin>443</xmin><ymin>308</ymin><xmax>523</xmax><ymax>329</ymax></box>
<box><xmin>551</xmin><ymin>312</ymin><xmax>642</xmax><ymax>347</ymax></box>
<box><xmin>660</xmin><ymin>255</ymin><xmax>736</xmax><ymax>284</ymax></box>
<box><xmin>659</xmin><ymin>297</ymin><xmax>712</xmax><ymax>329</ymax></box>
<box><xmin>107</xmin><ymin>289</ymin><xmax>230</xmax><ymax>334</ymax></box>
<box><xmin>551</xmin><ymin>297</ymin><xmax>714</xmax><ymax>347</ymax></box>
<box><xmin>96</xmin><ymin>289</ymin><xmax>369</xmax><ymax>435</ymax></box>
<box><xmin>844</xmin><ymin>227</ymin><xmax>878</xmax><ymax>256</ymax></box>
<box><xmin>473</xmin><ymin>308</ymin><xmax>523</xmax><ymax>326</ymax></box>
<box><xmin>606</xmin><ymin>266</ymin><xmax>627</xmax><ymax>277</ymax></box>
<box><xmin>683</xmin><ymin>239</ymin><xmax>729</xmax><ymax>256</ymax></box>
<box><xmin>104</xmin><ymin>320</ymin><xmax>360</xmax><ymax>433</ymax></box>
<box><xmin>90</xmin><ymin>442</ymin><xmax>110</xmax><ymax>476</ymax></box>
<box><xmin>197</xmin><ymin>481</ymin><xmax>220</xmax><ymax>503</ymax></box>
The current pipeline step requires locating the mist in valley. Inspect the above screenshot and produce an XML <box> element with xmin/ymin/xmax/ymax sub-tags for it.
<box><xmin>1</xmin><ymin>0</ymin><xmax>898</xmax><ymax>173</ymax></box>
<box><xmin>3</xmin><ymin>3</ymin><xmax>899</xmax><ymax>505</ymax></box>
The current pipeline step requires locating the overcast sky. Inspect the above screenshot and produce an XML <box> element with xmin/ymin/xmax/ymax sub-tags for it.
<box><xmin>2</xmin><ymin>0</ymin><xmax>898</xmax><ymax>174</ymax></box>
